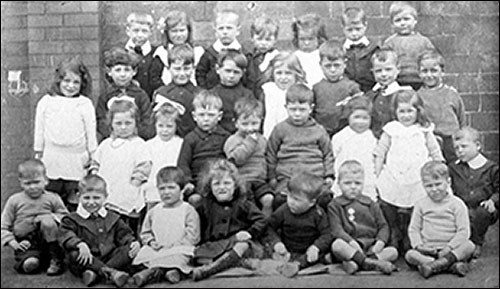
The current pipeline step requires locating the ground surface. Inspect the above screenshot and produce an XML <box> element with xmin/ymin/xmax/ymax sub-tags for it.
<box><xmin>1</xmin><ymin>222</ymin><xmax>498</xmax><ymax>288</ymax></box>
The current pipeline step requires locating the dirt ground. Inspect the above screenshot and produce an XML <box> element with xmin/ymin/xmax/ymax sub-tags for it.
<box><xmin>1</xmin><ymin>222</ymin><xmax>498</xmax><ymax>288</ymax></box>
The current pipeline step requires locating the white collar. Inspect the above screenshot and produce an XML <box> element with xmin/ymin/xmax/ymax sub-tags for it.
<box><xmin>126</xmin><ymin>40</ymin><xmax>152</xmax><ymax>56</ymax></box>
<box><xmin>459</xmin><ymin>153</ymin><xmax>488</xmax><ymax>169</ymax></box>
<box><xmin>212</xmin><ymin>39</ymin><xmax>242</xmax><ymax>54</ymax></box>
<box><xmin>372</xmin><ymin>82</ymin><xmax>412</xmax><ymax>96</ymax></box>
<box><xmin>76</xmin><ymin>204</ymin><xmax>108</xmax><ymax>219</ymax></box>
<box><xmin>343</xmin><ymin>37</ymin><xmax>370</xmax><ymax>50</ymax></box>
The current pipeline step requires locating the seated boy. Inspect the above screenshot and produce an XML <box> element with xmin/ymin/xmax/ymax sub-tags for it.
<box><xmin>1</xmin><ymin>159</ymin><xmax>67</xmax><ymax>276</ymax></box>
<box><xmin>58</xmin><ymin>174</ymin><xmax>141</xmax><ymax>287</ymax></box>
<box><xmin>406</xmin><ymin>161</ymin><xmax>475</xmax><ymax>278</ymax></box>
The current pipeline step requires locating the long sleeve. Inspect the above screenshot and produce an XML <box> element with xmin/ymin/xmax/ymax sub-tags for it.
<box><xmin>139</xmin><ymin>210</ymin><xmax>155</xmax><ymax>246</ymax></box>
<box><xmin>33</xmin><ymin>96</ymin><xmax>47</xmax><ymax>152</ymax></box>
<box><xmin>263</xmin><ymin>206</ymin><xmax>285</xmax><ymax>247</ymax></box>
<box><xmin>245</xmin><ymin>201</ymin><xmax>267</xmax><ymax>239</ymax></box>
<box><xmin>425</xmin><ymin>129</ymin><xmax>445</xmax><ymax>161</ymax></box>
<box><xmin>178</xmin><ymin>205</ymin><xmax>201</xmax><ymax>246</ymax></box>
<box><xmin>51</xmin><ymin>195</ymin><xmax>70</xmax><ymax>223</ymax></box>
<box><xmin>319</xmin><ymin>132</ymin><xmax>334</xmax><ymax>178</ymax></box>
<box><xmin>96</xmin><ymin>93</ymin><xmax>110</xmax><ymax>142</ymax></box>
<box><xmin>265</xmin><ymin>128</ymin><xmax>282</xmax><ymax>181</ymax></box>
<box><xmin>135</xmin><ymin>90</ymin><xmax>155</xmax><ymax>140</ymax></box>
<box><xmin>58</xmin><ymin>216</ymin><xmax>85</xmax><ymax>250</ymax></box>
<box><xmin>1</xmin><ymin>198</ymin><xmax>17</xmax><ymax>247</ymax></box>
<box><xmin>114</xmin><ymin>218</ymin><xmax>136</xmax><ymax>247</ymax></box>
<box><xmin>177</xmin><ymin>137</ymin><xmax>194</xmax><ymax>182</ymax></box>
<box><xmin>372</xmin><ymin>203</ymin><xmax>390</xmax><ymax>243</ymax></box>
<box><xmin>327</xmin><ymin>202</ymin><xmax>354</xmax><ymax>242</ymax></box>
<box><xmin>447</xmin><ymin>201</ymin><xmax>470</xmax><ymax>250</ymax></box>
<box><xmin>131</xmin><ymin>160</ymin><xmax>152</xmax><ymax>183</ymax></box>
<box><xmin>82</xmin><ymin>100</ymin><xmax>98</xmax><ymax>155</ymax></box>
<box><xmin>224</xmin><ymin>134</ymin><xmax>258</xmax><ymax>166</ymax></box>
<box><xmin>407</xmin><ymin>202</ymin><xmax>424</xmax><ymax>248</ymax></box>
<box><xmin>149</xmin><ymin>56</ymin><xmax>165</xmax><ymax>96</ymax></box>
<box><xmin>312</xmin><ymin>210</ymin><xmax>334</xmax><ymax>253</ymax></box>
<box><xmin>373</xmin><ymin>132</ymin><xmax>391</xmax><ymax>158</ymax></box>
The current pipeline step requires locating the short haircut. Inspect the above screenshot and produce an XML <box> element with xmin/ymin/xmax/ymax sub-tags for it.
<box><xmin>418</xmin><ymin>49</ymin><xmax>445</xmax><ymax>70</ymax></box>
<box><xmin>263</xmin><ymin>51</ymin><xmax>306</xmax><ymax>84</ymax></box>
<box><xmin>192</xmin><ymin>90</ymin><xmax>223</xmax><ymax>110</ymax></box>
<box><xmin>168</xmin><ymin>44</ymin><xmax>195</xmax><ymax>66</ymax></box>
<box><xmin>107</xmin><ymin>99</ymin><xmax>140</xmax><ymax>136</ymax></box>
<box><xmin>234</xmin><ymin>97</ymin><xmax>263</xmax><ymax>120</ymax></box>
<box><xmin>421</xmin><ymin>160</ymin><xmax>449</xmax><ymax>180</ymax></box>
<box><xmin>341</xmin><ymin>7</ymin><xmax>367</xmax><ymax>26</ymax></box>
<box><xmin>345</xmin><ymin>94</ymin><xmax>373</xmax><ymax>117</ymax></box>
<box><xmin>391</xmin><ymin>88</ymin><xmax>430</xmax><ymax>127</ymax></box>
<box><xmin>49</xmin><ymin>56</ymin><xmax>92</xmax><ymax>98</ymax></box>
<box><xmin>18</xmin><ymin>158</ymin><xmax>46</xmax><ymax>179</ymax></box>
<box><xmin>453</xmin><ymin>127</ymin><xmax>481</xmax><ymax>144</ymax></box>
<box><xmin>287</xmin><ymin>170</ymin><xmax>323</xmax><ymax>201</ymax></box>
<box><xmin>319</xmin><ymin>40</ymin><xmax>345</xmax><ymax>62</ymax></box>
<box><xmin>371</xmin><ymin>48</ymin><xmax>399</xmax><ymax>66</ymax></box>
<box><xmin>215</xmin><ymin>10</ymin><xmax>240</xmax><ymax>26</ymax></box>
<box><xmin>156</xmin><ymin>166</ymin><xmax>187</xmax><ymax>189</ymax></box>
<box><xmin>127</xmin><ymin>12</ymin><xmax>154</xmax><ymax>28</ymax></box>
<box><xmin>337</xmin><ymin>159</ymin><xmax>364</xmax><ymax>181</ymax></box>
<box><xmin>217</xmin><ymin>49</ymin><xmax>248</xmax><ymax>70</ymax></box>
<box><xmin>162</xmin><ymin>10</ymin><xmax>193</xmax><ymax>46</ymax></box>
<box><xmin>286</xmin><ymin>83</ymin><xmax>314</xmax><ymax>104</ymax></box>
<box><xmin>389</xmin><ymin>1</ymin><xmax>418</xmax><ymax>21</ymax></box>
<box><xmin>291</xmin><ymin>13</ymin><xmax>328</xmax><ymax>48</ymax></box>
<box><xmin>79</xmin><ymin>174</ymin><xmax>107</xmax><ymax>196</ymax></box>
<box><xmin>251</xmin><ymin>16</ymin><xmax>279</xmax><ymax>38</ymax></box>
<box><xmin>104</xmin><ymin>46</ymin><xmax>140</xmax><ymax>68</ymax></box>
<box><xmin>153</xmin><ymin>102</ymin><xmax>179</xmax><ymax>123</ymax></box>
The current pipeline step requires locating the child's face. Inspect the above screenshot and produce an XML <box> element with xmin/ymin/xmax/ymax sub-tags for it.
<box><xmin>395</xmin><ymin>102</ymin><xmax>417</xmax><ymax>127</ymax></box>
<box><xmin>419</xmin><ymin>59</ymin><xmax>443</xmax><ymax>89</ymax></box>
<box><xmin>107</xmin><ymin>65</ymin><xmax>136</xmax><ymax>87</ymax></box>
<box><xmin>112</xmin><ymin>111</ymin><xmax>136</xmax><ymax>138</ymax></box>
<box><xmin>170</xmin><ymin>60</ymin><xmax>193</xmax><ymax>86</ymax></box>
<box><xmin>392</xmin><ymin>12</ymin><xmax>417</xmax><ymax>36</ymax></box>
<box><xmin>215</xmin><ymin>17</ymin><xmax>240</xmax><ymax>45</ymax></box>
<box><xmin>156</xmin><ymin>114</ymin><xmax>176</xmax><ymax>142</ymax></box>
<box><xmin>298</xmin><ymin>29</ymin><xmax>319</xmax><ymax>53</ymax></box>
<box><xmin>453</xmin><ymin>136</ymin><xmax>481</xmax><ymax>163</ymax></box>
<box><xmin>343</xmin><ymin>22</ymin><xmax>367</xmax><ymax>42</ymax></box>
<box><xmin>338</xmin><ymin>172</ymin><xmax>364</xmax><ymax>200</ymax></box>
<box><xmin>286</xmin><ymin>101</ymin><xmax>312</xmax><ymax>126</ymax></box>
<box><xmin>422</xmin><ymin>175</ymin><xmax>449</xmax><ymax>203</ymax></box>
<box><xmin>372</xmin><ymin>58</ymin><xmax>399</xmax><ymax>87</ymax></box>
<box><xmin>20</xmin><ymin>173</ymin><xmax>48</xmax><ymax>199</ymax></box>
<box><xmin>79</xmin><ymin>190</ymin><xmax>106</xmax><ymax>214</ymax></box>
<box><xmin>252</xmin><ymin>33</ymin><xmax>277</xmax><ymax>54</ymax></box>
<box><xmin>273</xmin><ymin>64</ymin><xmax>296</xmax><ymax>91</ymax></box>
<box><xmin>60</xmin><ymin>71</ymin><xmax>82</xmax><ymax>97</ymax></box>
<box><xmin>349</xmin><ymin>109</ymin><xmax>371</xmax><ymax>133</ymax></box>
<box><xmin>211</xmin><ymin>172</ymin><xmax>235</xmax><ymax>203</ymax></box>
<box><xmin>126</xmin><ymin>22</ymin><xmax>152</xmax><ymax>47</ymax></box>
<box><xmin>235</xmin><ymin>113</ymin><xmax>262</xmax><ymax>137</ymax></box>
<box><xmin>216</xmin><ymin>59</ymin><xmax>244</xmax><ymax>87</ymax></box>
<box><xmin>320</xmin><ymin>58</ymin><xmax>346</xmax><ymax>82</ymax></box>
<box><xmin>192</xmin><ymin>106</ymin><xmax>222</xmax><ymax>132</ymax></box>
<box><xmin>287</xmin><ymin>191</ymin><xmax>315</xmax><ymax>215</ymax></box>
<box><xmin>168</xmin><ymin>24</ymin><xmax>189</xmax><ymax>45</ymax></box>
<box><xmin>158</xmin><ymin>181</ymin><xmax>182</xmax><ymax>207</ymax></box>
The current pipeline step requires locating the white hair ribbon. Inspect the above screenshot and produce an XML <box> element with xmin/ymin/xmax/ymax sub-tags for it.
<box><xmin>153</xmin><ymin>94</ymin><xmax>186</xmax><ymax>115</ymax></box>
<box><xmin>107</xmin><ymin>95</ymin><xmax>135</xmax><ymax>109</ymax></box>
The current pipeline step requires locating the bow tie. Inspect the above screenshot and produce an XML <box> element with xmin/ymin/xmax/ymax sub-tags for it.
<box><xmin>349</xmin><ymin>43</ymin><xmax>366</xmax><ymax>49</ymax></box>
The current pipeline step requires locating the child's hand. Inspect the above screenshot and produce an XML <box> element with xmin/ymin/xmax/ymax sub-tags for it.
<box><xmin>187</xmin><ymin>193</ymin><xmax>202</xmax><ymax>207</ymax></box>
<box><xmin>416</xmin><ymin>244</ymin><xmax>437</xmax><ymax>256</ymax></box>
<box><xmin>235</xmin><ymin>230</ymin><xmax>252</xmax><ymax>241</ymax></box>
<box><xmin>183</xmin><ymin>183</ymin><xmax>195</xmax><ymax>195</ymax></box>
<box><xmin>437</xmin><ymin>245</ymin><xmax>452</xmax><ymax>259</ymax></box>
<box><xmin>129</xmin><ymin>241</ymin><xmax>141</xmax><ymax>258</ymax></box>
<box><xmin>306</xmin><ymin>245</ymin><xmax>319</xmax><ymax>263</ymax></box>
<box><xmin>150</xmin><ymin>240</ymin><xmax>163</xmax><ymax>251</ymax></box>
<box><xmin>272</xmin><ymin>242</ymin><xmax>290</xmax><ymax>261</ymax></box>
<box><xmin>371</xmin><ymin>240</ymin><xmax>385</xmax><ymax>254</ymax></box>
<box><xmin>77</xmin><ymin>242</ymin><xmax>93</xmax><ymax>266</ymax></box>
<box><xmin>480</xmin><ymin>199</ymin><xmax>496</xmax><ymax>213</ymax></box>
<box><xmin>325</xmin><ymin>177</ymin><xmax>334</xmax><ymax>187</ymax></box>
<box><xmin>9</xmin><ymin>240</ymin><xmax>31</xmax><ymax>252</ymax></box>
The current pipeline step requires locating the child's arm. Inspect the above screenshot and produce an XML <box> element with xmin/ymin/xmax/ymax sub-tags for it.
<box><xmin>139</xmin><ymin>210</ymin><xmax>156</xmax><ymax>247</ymax></box>
<box><xmin>425</xmin><ymin>129</ymin><xmax>445</xmax><ymax>162</ymax></box>
<box><xmin>177</xmin><ymin>136</ymin><xmax>194</xmax><ymax>183</ymax></box>
<box><xmin>195</xmin><ymin>51</ymin><xmax>211</xmax><ymax>89</ymax></box>
<box><xmin>318</xmin><ymin>130</ymin><xmax>335</xmax><ymax>181</ymax></box>
<box><xmin>115</xmin><ymin>218</ymin><xmax>137</xmax><ymax>248</ymax></box>
<box><xmin>311</xmin><ymin>208</ymin><xmax>334</xmax><ymax>256</ymax></box>
<box><xmin>50</xmin><ymin>194</ymin><xmax>69</xmax><ymax>223</ymax></box>
<box><xmin>327</xmin><ymin>201</ymin><xmax>356</xmax><ymax>243</ymax></box>
<box><xmin>373</xmin><ymin>132</ymin><xmax>391</xmax><ymax>176</ymax></box>
<box><xmin>371</xmin><ymin>202</ymin><xmax>390</xmax><ymax>253</ymax></box>
<box><xmin>176</xmin><ymin>205</ymin><xmax>201</xmax><ymax>246</ymax></box>
<box><xmin>244</xmin><ymin>201</ymin><xmax>267</xmax><ymax>239</ymax></box>
<box><xmin>265</xmin><ymin>128</ymin><xmax>282</xmax><ymax>186</ymax></box>
<box><xmin>407</xmin><ymin>202</ymin><xmax>424</xmax><ymax>250</ymax></box>
<box><xmin>82</xmin><ymin>99</ymin><xmax>98</xmax><ymax>160</ymax></box>
<box><xmin>135</xmin><ymin>91</ymin><xmax>155</xmax><ymax>140</ymax></box>
<box><xmin>224</xmin><ymin>134</ymin><xmax>259</xmax><ymax>166</ymax></box>
<box><xmin>95</xmin><ymin>93</ymin><xmax>110</xmax><ymax>142</ymax></box>
<box><xmin>149</xmin><ymin>56</ymin><xmax>165</xmax><ymax>95</ymax></box>
<box><xmin>131</xmin><ymin>161</ymin><xmax>152</xmax><ymax>187</ymax></box>
<box><xmin>1</xmin><ymin>198</ymin><xmax>17</xmax><ymax>248</ymax></box>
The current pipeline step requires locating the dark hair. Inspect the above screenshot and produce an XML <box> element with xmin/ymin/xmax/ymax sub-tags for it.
<box><xmin>49</xmin><ymin>56</ymin><xmax>92</xmax><ymax>97</ymax></box>
<box><xmin>341</xmin><ymin>7</ymin><xmax>367</xmax><ymax>26</ymax></box>
<box><xmin>107</xmin><ymin>99</ymin><xmax>140</xmax><ymax>137</ymax></box>
<box><xmin>79</xmin><ymin>174</ymin><xmax>107</xmax><ymax>196</ymax></box>
<box><xmin>319</xmin><ymin>40</ymin><xmax>345</xmax><ymax>62</ymax></box>
<box><xmin>418</xmin><ymin>49</ymin><xmax>445</xmax><ymax>70</ymax></box>
<box><xmin>168</xmin><ymin>44</ymin><xmax>195</xmax><ymax>66</ymax></box>
<box><xmin>104</xmin><ymin>46</ymin><xmax>140</xmax><ymax>69</ymax></box>
<box><xmin>162</xmin><ymin>10</ymin><xmax>193</xmax><ymax>46</ymax></box>
<box><xmin>156</xmin><ymin>166</ymin><xmax>187</xmax><ymax>189</ymax></box>
<box><xmin>217</xmin><ymin>49</ymin><xmax>248</xmax><ymax>70</ymax></box>
<box><xmin>286</xmin><ymin>83</ymin><xmax>314</xmax><ymax>104</ymax></box>
<box><xmin>345</xmin><ymin>94</ymin><xmax>373</xmax><ymax>116</ymax></box>
<box><xmin>391</xmin><ymin>88</ymin><xmax>430</xmax><ymax>127</ymax></box>
<box><xmin>291</xmin><ymin>13</ymin><xmax>328</xmax><ymax>49</ymax></box>
<box><xmin>287</xmin><ymin>170</ymin><xmax>323</xmax><ymax>201</ymax></box>
<box><xmin>251</xmin><ymin>15</ymin><xmax>279</xmax><ymax>38</ymax></box>
<box><xmin>370</xmin><ymin>48</ymin><xmax>399</xmax><ymax>66</ymax></box>
<box><xmin>234</xmin><ymin>97</ymin><xmax>263</xmax><ymax>120</ymax></box>
<box><xmin>18</xmin><ymin>158</ymin><xmax>46</xmax><ymax>179</ymax></box>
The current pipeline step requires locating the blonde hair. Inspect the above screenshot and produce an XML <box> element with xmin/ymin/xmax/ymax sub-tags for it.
<box><xmin>263</xmin><ymin>51</ymin><xmax>306</xmax><ymax>84</ymax></box>
<box><xmin>421</xmin><ymin>160</ymin><xmax>449</xmax><ymax>180</ymax></box>
<box><xmin>198</xmin><ymin>158</ymin><xmax>246</xmax><ymax>200</ymax></box>
<box><xmin>337</xmin><ymin>160</ymin><xmax>364</xmax><ymax>181</ymax></box>
<box><xmin>79</xmin><ymin>174</ymin><xmax>107</xmax><ymax>196</ymax></box>
<box><xmin>126</xmin><ymin>12</ymin><xmax>154</xmax><ymax>28</ymax></box>
<box><xmin>215</xmin><ymin>10</ymin><xmax>240</xmax><ymax>26</ymax></box>
<box><xmin>18</xmin><ymin>158</ymin><xmax>46</xmax><ymax>179</ymax></box>
<box><xmin>341</xmin><ymin>7</ymin><xmax>367</xmax><ymax>26</ymax></box>
<box><xmin>453</xmin><ymin>127</ymin><xmax>481</xmax><ymax>144</ymax></box>
<box><xmin>162</xmin><ymin>10</ymin><xmax>193</xmax><ymax>46</ymax></box>
<box><xmin>251</xmin><ymin>15</ymin><xmax>279</xmax><ymax>38</ymax></box>
<box><xmin>389</xmin><ymin>1</ymin><xmax>418</xmax><ymax>21</ymax></box>
<box><xmin>107</xmin><ymin>99</ymin><xmax>140</xmax><ymax>138</ymax></box>
<box><xmin>192</xmin><ymin>90</ymin><xmax>223</xmax><ymax>110</ymax></box>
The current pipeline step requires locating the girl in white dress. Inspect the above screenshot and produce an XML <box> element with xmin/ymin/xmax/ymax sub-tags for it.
<box><xmin>132</xmin><ymin>167</ymin><xmax>200</xmax><ymax>286</ymax></box>
<box><xmin>373</xmin><ymin>89</ymin><xmax>444</xmax><ymax>254</ymax></box>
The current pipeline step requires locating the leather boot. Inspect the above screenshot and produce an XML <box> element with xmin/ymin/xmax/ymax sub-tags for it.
<box><xmin>362</xmin><ymin>258</ymin><xmax>396</xmax><ymax>275</ymax></box>
<box><xmin>132</xmin><ymin>267</ymin><xmax>165</xmax><ymax>287</ymax></box>
<box><xmin>100</xmin><ymin>266</ymin><xmax>130</xmax><ymax>287</ymax></box>
<box><xmin>418</xmin><ymin>257</ymin><xmax>453</xmax><ymax>279</ymax></box>
<box><xmin>192</xmin><ymin>250</ymin><xmax>240</xmax><ymax>281</ymax></box>
<box><xmin>448</xmin><ymin>261</ymin><xmax>469</xmax><ymax>277</ymax></box>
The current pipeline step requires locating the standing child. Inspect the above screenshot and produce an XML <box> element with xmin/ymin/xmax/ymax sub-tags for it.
<box><xmin>341</xmin><ymin>7</ymin><xmax>379</xmax><ymax>93</ymax></box>
<box><xmin>374</xmin><ymin>89</ymin><xmax>444</xmax><ymax>254</ymax></box>
<box><xmin>96</xmin><ymin>47</ymin><xmax>154</xmax><ymax>141</ymax></box>
<box><xmin>34</xmin><ymin>56</ymin><xmax>96</xmax><ymax>211</ymax></box>
<box><xmin>266</xmin><ymin>83</ymin><xmax>334</xmax><ymax>210</ymax></box>
<box><xmin>417</xmin><ymin>50</ymin><xmax>466</xmax><ymax>163</ymax></box>
<box><xmin>58</xmin><ymin>174</ymin><xmax>140</xmax><ymax>287</ymax></box>
<box><xmin>191</xmin><ymin>159</ymin><xmax>267</xmax><ymax>281</ymax></box>
<box><xmin>91</xmin><ymin>100</ymin><xmax>152</xmax><ymax>236</ymax></box>
<box><xmin>124</xmin><ymin>12</ymin><xmax>164</xmax><ymax>99</ymax></box>
<box><xmin>448</xmin><ymin>127</ymin><xmax>499</xmax><ymax>259</ymax></box>
<box><xmin>266</xmin><ymin>170</ymin><xmax>333</xmax><ymax>278</ymax></box>
<box><xmin>196</xmin><ymin>10</ymin><xmax>252</xmax><ymax>90</ymax></box>
<box><xmin>1</xmin><ymin>159</ymin><xmax>67</xmax><ymax>276</ymax></box>
<box><xmin>331</xmin><ymin>96</ymin><xmax>378</xmax><ymax>201</ymax></box>
<box><xmin>406</xmin><ymin>161</ymin><xmax>475</xmax><ymax>279</ymax></box>
<box><xmin>313</xmin><ymin>39</ymin><xmax>361</xmax><ymax>137</ymax></box>
<box><xmin>382</xmin><ymin>1</ymin><xmax>436</xmax><ymax>90</ymax></box>
<box><xmin>154</xmin><ymin>10</ymin><xmax>205</xmax><ymax>86</ymax></box>
<box><xmin>224</xmin><ymin>97</ymin><xmax>274</xmax><ymax>217</ymax></box>
<box><xmin>143</xmin><ymin>103</ymin><xmax>184</xmax><ymax>210</ymax></box>
<box><xmin>261</xmin><ymin>51</ymin><xmax>306</xmax><ymax>139</ymax></box>
<box><xmin>177</xmin><ymin>90</ymin><xmax>231</xmax><ymax>207</ymax></box>
<box><xmin>153</xmin><ymin>44</ymin><xmax>200</xmax><ymax>138</ymax></box>
<box><xmin>292</xmin><ymin>13</ymin><xmax>328</xmax><ymax>88</ymax></box>
<box><xmin>210</xmin><ymin>49</ymin><xmax>255</xmax><ymax>134</ymax></box>
<box><xmin>329</xmin><ymin>160</ymin><xmax>397</xmax><ymax>275</ymax></box>
<box><xmin>132</xmin><ymin>167</ymin><xmax>200</xmax><ymax>286</ymax></box>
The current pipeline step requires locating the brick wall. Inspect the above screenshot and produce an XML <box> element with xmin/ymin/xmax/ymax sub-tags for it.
<box><xmin>1</xmin><ymin>1</ymin><xmax>499</xmax><ymax>208</ymax></box>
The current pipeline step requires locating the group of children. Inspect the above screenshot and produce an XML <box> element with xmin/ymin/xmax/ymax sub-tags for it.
<box><xmin>1</xmin><ymin>1</ymin><xmax>498</xmax><ymax>287</ymax></box>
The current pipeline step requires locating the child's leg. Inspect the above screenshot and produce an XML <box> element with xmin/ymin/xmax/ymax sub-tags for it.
<box><xmin>469</xmin><ymin>206</ymin><xmax>499</xmax><ymax>247</ymax></box>
<box><xmin>405</xmin><ymin>249</ymin><xmax>435</xmax><ymax>267</ymax></box>
<box><xmin>378</xmin><ymin>200</ymin><xmax>400</xmax><ymax>249</ymax></box>
<box><xmin>397</xmin><ymin>207</ymin><xmax>413</xmax><ymax>254</ymax></box>
<box><xmin>375</xmin><ymin>246</ymin><xmax>398</xmax><ymax>262</ymax></box>
<box><xmin>451</xmin><ymin>240</ymin><xmax>476</xmax><ymax>262</ymax></box>
<box><xmin>192</xmin><ymin>242</ymin><xmax>248</xmax><ymax>281</ymax></box>
<box><xmin>252</xmin><ymin>180</ymin><xmax>275</xmax><ymax>217</ymax></box>
<box><xmin>102</xmin><ymin>245</ymin><xmax>134</xmax><ymax>271</ymax></box>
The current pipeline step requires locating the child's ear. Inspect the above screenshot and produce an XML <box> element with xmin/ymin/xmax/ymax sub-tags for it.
<box><xmin>132</xmin><ymin>68</ymin><xmax>138</xmax><ymax>77</ymax></box>
<box><xmin>105</xmin><ymin>67</ymin><xmax>111</xmax><ymax>76</ymax></box>
<box><xmin>217</xmin><ymin>111</ymin><xmax>223</xmax><ymax>121</ymax></box>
